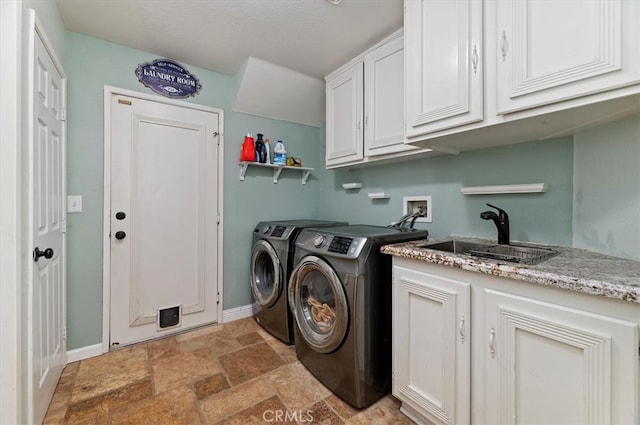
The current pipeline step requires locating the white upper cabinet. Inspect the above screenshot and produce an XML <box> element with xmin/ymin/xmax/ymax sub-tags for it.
<box><xmin>405</xmin><ymin>0</ymin><xmax>484</xmax><ymax>139</ymax></box>
<box><xmin>325</xmin><ymin>61</ymin><xmax>364</xmax><ymax>167</ymax></box>
<box><xmin>496</xmin><ymin>0</ymin><xmax>640</xmax><ymax>114</ymax></box>
<box><xmin>364</xmin><ymin>35</ymin><xmax>412</xmax><ymax>157</ymax></box>
<box><xmin>325</xmin><ymin>29</ymin><xmax>434</xmax><ymax>169</ymax></box>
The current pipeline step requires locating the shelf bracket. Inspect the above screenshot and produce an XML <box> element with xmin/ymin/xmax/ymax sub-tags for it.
<box><xmin>273</xmin><ymin>167</ymin><xmax>284</xmax><ymax>184</ymax></box>
<box><xmin>239</xmin><ymin>162</ymin><xmax>249</xmax><ymax>181</ymax></box>
<box><xmin>301</xmin><ymin>170</ymin><xmax>311</xmax><ymax>185</ymax></box>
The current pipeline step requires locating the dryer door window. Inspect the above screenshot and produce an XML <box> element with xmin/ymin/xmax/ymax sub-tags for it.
<box><xmin>289</xmin><ymin>255</ymin><xmax>348</xmax><ymax>353</ymax></box>
<box><xmin>251</xmin><ymin>240</ymin><xmax>282</xmax><ymax>308</ymax></box>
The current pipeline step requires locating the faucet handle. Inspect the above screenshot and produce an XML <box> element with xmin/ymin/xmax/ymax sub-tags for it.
<box><xmin>486</xmin><ymin>203</ymin><xmax>508</xmax><ymax>218</ymax></box>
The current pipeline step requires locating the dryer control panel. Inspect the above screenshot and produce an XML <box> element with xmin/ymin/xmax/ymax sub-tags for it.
<box><xmin>254</xmin><ymin>224</ymin><xmax>294</xmax><ymax>240</ymax></box>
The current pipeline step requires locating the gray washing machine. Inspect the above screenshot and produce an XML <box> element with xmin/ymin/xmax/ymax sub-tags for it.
<box><xmin>288</xmin><ymin>225</ymin><xmax>429</xmax><ymax>408</ymax></box>
<box><xmin>250</xmin><ymin>220</ymin><xmax>347</xmax><ymax>344</ymax></box>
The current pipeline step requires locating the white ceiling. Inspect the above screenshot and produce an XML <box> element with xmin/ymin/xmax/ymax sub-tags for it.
<box><xmin>55</xmin><ymin>0</ymin><xmax>404</xmax><ymax>80</ymax></box>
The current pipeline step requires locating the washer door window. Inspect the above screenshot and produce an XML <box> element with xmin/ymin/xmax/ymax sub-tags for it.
<box><xmin>251</xmin><ymin>240</ymin><xmax>282</xmax><ymax>308</ymax></box>
<box><xmin>289</xmin><ymin>255</ymin><xmax>348</xmax><ymax>353</ymax></box>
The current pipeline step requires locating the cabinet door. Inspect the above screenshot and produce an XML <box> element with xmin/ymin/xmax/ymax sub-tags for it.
<box><xmin>496</xmin><ymin>0</ymin><xmax>640</xmax><ymax>114</ymax></box>
<box><xmin>483</xmin><ymin>289</ymin><xmax>639</xmax><ymax>425</ymax></box>
<box><xmin>392</xmin><ymin>265</ymin><xmax>471</xmax><ymax>425</ymax></box>
<box><xmin>364</xmin><ymin>34</ymin><xmax>414</xmax><ymax>157</ymax></box>
<box><xmin>325</xmin><ymin>61</ymin><xmax>363</xmax><ymax>167</ymax></box>
<box><xmin>405</xmin><ymin>0</ymin><xmax>483</xmax><ymax>139</ymax></box>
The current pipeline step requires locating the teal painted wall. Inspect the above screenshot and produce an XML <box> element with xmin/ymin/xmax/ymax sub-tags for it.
<box><xmin>64</xmin><ymin>32</ymin><xmax>321</xmax><ymax>349</ymax></box>
<box><xmin>573</xmin><ymin>114</ymin><xmax>640</xmax><ymax>260</ymax></box>
<box><xmin>317</xmin><ymin>135</ymin><xmax>574</xmax><ymax>246</ymax></box>
<box><xmin>59</xmin><ymin>25</ymin><xmax>638</xmax><ymax>352</ymax></box>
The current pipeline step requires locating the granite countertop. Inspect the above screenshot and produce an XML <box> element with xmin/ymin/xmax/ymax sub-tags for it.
<box><xmin>381</xmin><ymin>237</ymin><xmax>640</xmax><ymax>304</ymax></box>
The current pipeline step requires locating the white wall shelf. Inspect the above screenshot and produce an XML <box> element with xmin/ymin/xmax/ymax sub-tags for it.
<box><xmin>461</xmin><ymin>183</ymin><xmax>548</xmax><ymax>195</ymax></box>
<box><xmin>239</xmin><ymin>161</ymin><xmax>313</xmax><ymax>185</ymax></box>
<box><xmin>342</xmin><ymin>182</ymin><xmax>363</xmax><ymax>190</ymax></box>
<box><xmin>368</xmin><ymin>192</ymin><xmax>391</xmax><ymax>199</ymax></box>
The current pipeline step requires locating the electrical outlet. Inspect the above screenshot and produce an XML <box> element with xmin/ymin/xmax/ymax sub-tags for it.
<box><xmin>67</xmin><ymin>195</ymin><xmax>83</xmax><ymax>213</ymax></box>
<box><xmin>403</xmin><ymin>196</ymin><xmax>432</xmax><ymax>222</ymax></box>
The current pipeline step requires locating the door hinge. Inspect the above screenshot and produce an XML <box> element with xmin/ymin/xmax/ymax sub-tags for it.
<box><xmin>61</xmin><ymin>220</ymin><xmax>67</xmax><ymax>233</ymax></box>
<box><xmin>62</xmin><ymin>326</ymin><xmax>67</xmax><ymax>339</ymax></box>
<box><xmin>216</xmin><ymin>212</ymin><xmax>220</xmax><ymax>225</ymax></box>
<box><xmin>60</xmin><ymin>108</ymin><xmax>66</xmax><ymax>121</ymax></box>
<box><xmin>216</xmin><ymin>292</ymin><xmax>220</xmax><ymax>304</ymax></box>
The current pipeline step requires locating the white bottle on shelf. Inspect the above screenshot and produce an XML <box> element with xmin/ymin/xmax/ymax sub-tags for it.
<box><xmin>265</xmin><ymin>138</ymin><xmax>271</xmax><ymax>164</ymax></box>
<box><xmin>273</xmin><ymin>140</ymin><xmax>287</xmax><ymax>165</ymax></box>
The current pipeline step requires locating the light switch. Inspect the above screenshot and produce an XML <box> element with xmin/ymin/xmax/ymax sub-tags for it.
<box><xmin>67</xmin><ymin>195</ymin><xmax>83</xmax><ymax>213</ymax></box>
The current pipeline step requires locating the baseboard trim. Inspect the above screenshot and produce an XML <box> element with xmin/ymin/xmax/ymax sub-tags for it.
<box><xmin>67</xmin><ymin>343</ymin><xmax>103</xmax><ymax>363</ymax></box>
<box><xmin>223</xmin><ymin>304</ymin><xmax>253</xmax><ymax>323</ymax></box>
<box><xmin>66</xmin><ymin>305</ymin><xmax>254</xmax><ymax>363</ymax></box>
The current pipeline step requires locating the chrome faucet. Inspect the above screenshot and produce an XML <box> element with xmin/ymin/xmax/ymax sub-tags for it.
<box><xmin>480</xmin><ymin>203</ymin><xmax>509</xmax><ymax>245</ymax></box>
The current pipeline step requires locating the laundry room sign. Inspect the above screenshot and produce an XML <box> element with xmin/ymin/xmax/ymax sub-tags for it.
<box><xmin>135</xmin><ymin>58</ymin><xmax>202</xmax><ymax>98</ymax></box>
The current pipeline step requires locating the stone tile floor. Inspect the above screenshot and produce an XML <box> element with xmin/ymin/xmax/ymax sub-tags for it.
<box><xmin>43</xmin><ymin>317</ymin><xmax>414</xmax><ymax>424</ymax></box>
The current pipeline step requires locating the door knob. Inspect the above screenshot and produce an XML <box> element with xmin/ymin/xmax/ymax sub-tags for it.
<box><xmin>33</xmin><ymin>247</ymin><xmax>54</xmax><ymax>262</ymax></box>
<box><xmin>115</xmin><ymin>211</ymin><xmax>126</xmax><ymax>220</ymax></box>
<box><xmin>115</xmin><ymin>231</ymin><xmax>126</xmax><ymax>240</ymax></box>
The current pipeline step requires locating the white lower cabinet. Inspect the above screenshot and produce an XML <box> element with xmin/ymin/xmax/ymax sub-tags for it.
<box><xmin>392</xmin><ymin>265</ymin><xmax>471</xmax><ymax>425</ymax></box>
<box><xmin>392</xmin><ymin>257</ymin><xmax>640</xmax><ymax>425</ymax></box>
<box><xmin>483</xmin><ymin>289</ymin><xmax>639</xmax><ymax>425</ymax></box>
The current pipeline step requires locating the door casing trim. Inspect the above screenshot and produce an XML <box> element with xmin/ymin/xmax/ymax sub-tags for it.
<box><xmin>102</xmin><ymin>85</ymin><xmax>224</xmax><ymax>353</ymax></box>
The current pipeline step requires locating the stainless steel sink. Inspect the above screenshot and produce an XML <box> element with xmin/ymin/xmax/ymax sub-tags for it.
<box><xmin>418</xmin><ymin>240</ymin><xmax>488</xmax><ymax>254</ymax></box>
<box><xmin>419</xmin><ymin>240</ymin><xmax>559</xmax><ymax>265</ymax></box>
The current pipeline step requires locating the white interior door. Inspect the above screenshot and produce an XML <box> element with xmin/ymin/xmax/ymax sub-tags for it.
<box><xmin>28</xmin><ymin>12</ymin><xmax>67</xmax><ymax>425</ymax></box>
<box><xmin>109</xmin><ymin>92</ymin><xmax>221</xmax><ymax>347</ymax></box>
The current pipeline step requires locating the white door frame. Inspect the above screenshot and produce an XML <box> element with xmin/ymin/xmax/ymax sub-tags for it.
<box><xmin>102</xmin><ymin>86</ymin><xmax>224</xmax><ymax>352</ymax></box>
<box><xmin>0</xmin><ymin>2</ymin><xmax>23</xmax><ymax>424</ymax></box>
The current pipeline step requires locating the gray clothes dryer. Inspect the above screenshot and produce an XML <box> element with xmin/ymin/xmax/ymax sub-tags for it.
<box><xmin>250</xmin><ymin>220</ymin><xmax>347</xmax><ymax>344</ymax></box>
<box><xmin>288</xmin><ymin>225</ymin><xmax>429</xmax><ymax>408</ymax></box>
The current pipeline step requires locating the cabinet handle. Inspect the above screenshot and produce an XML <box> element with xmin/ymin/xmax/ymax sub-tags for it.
<box><xmin>472</xmin><ymin>45</ymin><xmax>479</xmax><ymax>74</ymax></box>
<box><xmin>489</xmin><ymin>326</ymin><xmax>496</xmax><ymax>358</ymax></box>
<box><xmin>458</xmin><ymin>315</ymin><xmax>465</xmax><ymax>343</ymax></box>
<box><xmin>501</xmin><ymin>31</ymin><xmax>508</xmax><ymax>62</ymax></box>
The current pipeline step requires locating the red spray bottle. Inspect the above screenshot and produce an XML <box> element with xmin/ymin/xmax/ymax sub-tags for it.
<box><xmin>240</xmin><ymin>133</ymin><xmax>255</xmax><ymax>162</ymax></box>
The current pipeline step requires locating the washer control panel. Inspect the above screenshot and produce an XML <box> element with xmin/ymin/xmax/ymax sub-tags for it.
<box><xmin>328</xmin><ymin>236</ymin><xmax>352</xmax><ymax>254</ymax></box>
<box><xmin>298</xmin><ymin>230</ymin><xmax>367</xmax><ymax>259</ymax></box>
